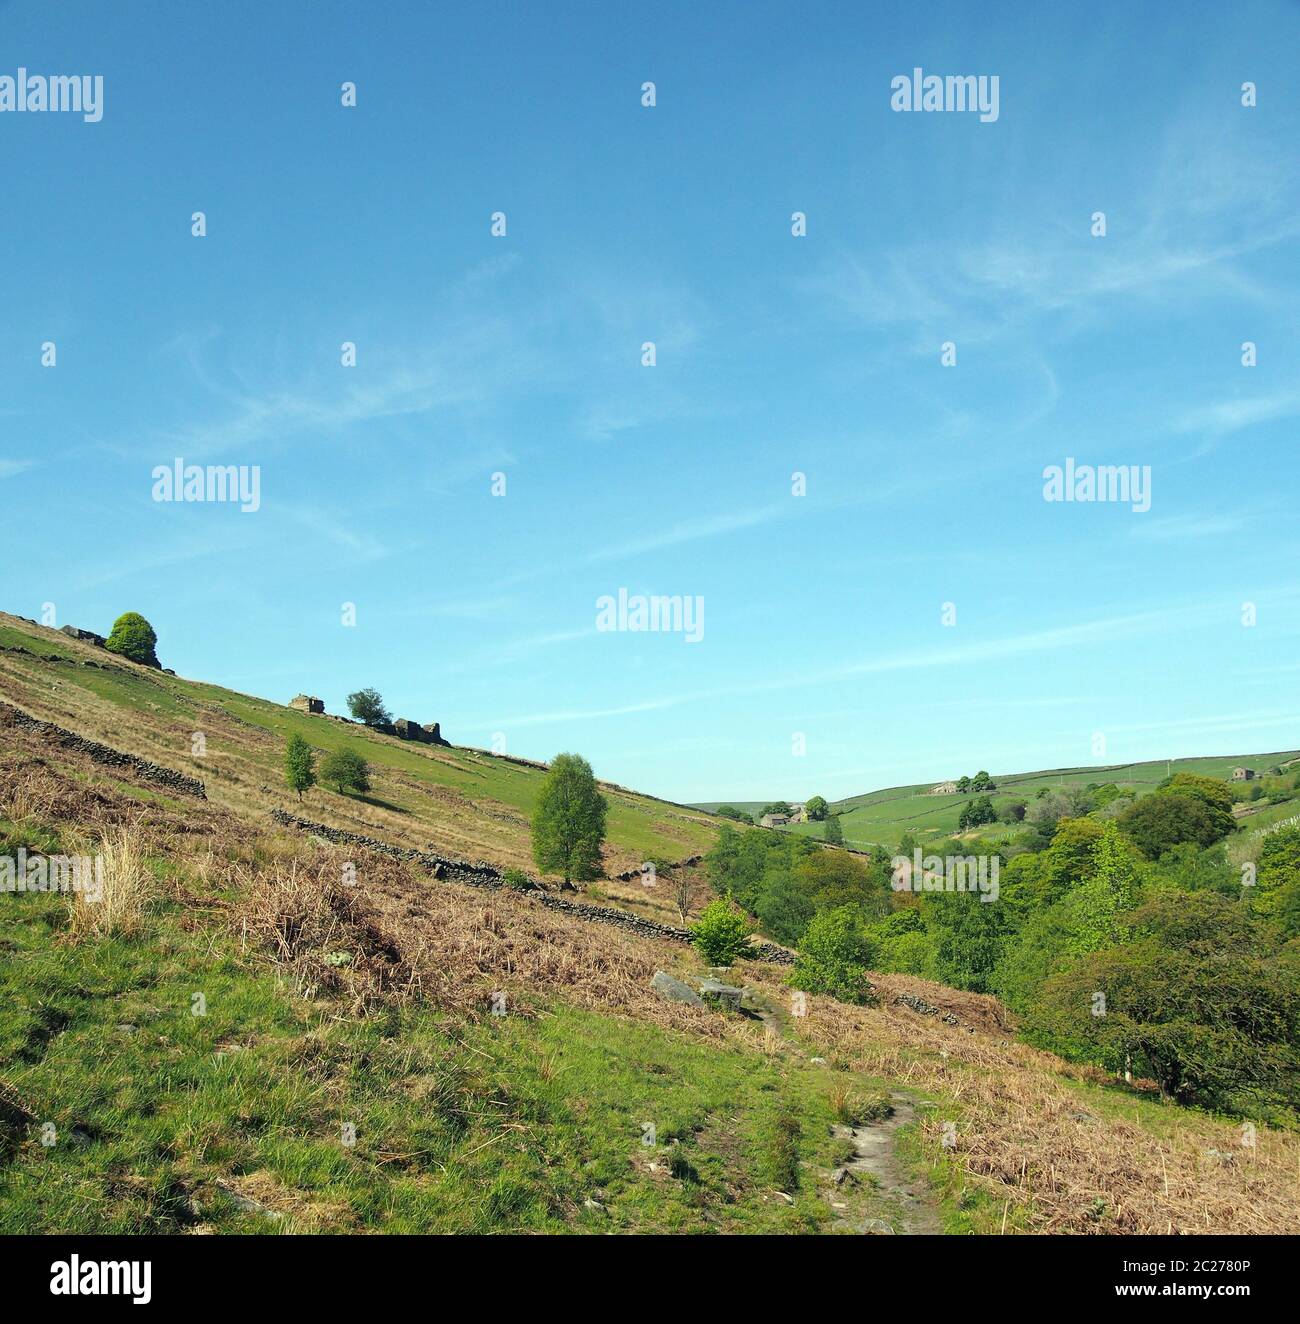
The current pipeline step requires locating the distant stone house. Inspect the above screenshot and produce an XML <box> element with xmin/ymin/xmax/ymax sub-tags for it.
<box><xmin>929</xmin><ymin>781</ymin><xmax>958</xmax><ymax>795</ymax></box>
<box><xmin>788</xmin><ymin>803</ymin><xmax>808</xmax><ymax>824</ymax></box>
<box><xmin>760</xmin><ymin>813</ymin><xmax>790</xmax><ymax>828</ymax></box>
<box><xmin>1231</xmin><ymin>767</ymin><xmax>1256</xmax><ymax>781</ymax></box>
<box><xmin>290</xmin><ymin>694</ymin><xmax>325</xmax><ymax>714</ymax></box>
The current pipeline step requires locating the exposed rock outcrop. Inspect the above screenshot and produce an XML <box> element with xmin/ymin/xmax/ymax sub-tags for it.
<box><xmin>61</xmin><ymin>625</ymin><xmax>106</xmax><ymax>647</ymax></box>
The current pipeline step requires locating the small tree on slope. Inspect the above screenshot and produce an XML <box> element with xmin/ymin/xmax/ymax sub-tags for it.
<box><xmin>284</xmin><ymin>734</ymin><xmax>316</xmax><ymax>800</ymax></box>
<box><xmin>531</xmin><ymin>753</ymin><xmax>608</xmax><ymax>883</ymax></box>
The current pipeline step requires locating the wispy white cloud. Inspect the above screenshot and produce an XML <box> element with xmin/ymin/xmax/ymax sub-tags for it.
<box><xmin>1130</xmin><ymin>511</ymin><xmax>1254</xmax><ymax>541</ymax></box>
<box><xmin>279</xmin><ymin>504</ymin><xmax>391</xmax><ymax>562</ymax></box>
<box><xmin>1171</xmin><ymin>392</ymin><xmax>1300</xmax><ymax>438</ymax></box>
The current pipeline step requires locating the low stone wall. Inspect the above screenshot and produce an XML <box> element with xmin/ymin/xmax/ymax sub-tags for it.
<box><xmin>0</xmin><ymin>702</ymin><xmax>207</xmax><ymax>799</ymax></box>
<box><xmin>613</xmin><ymin>853</ymin><xmax>703</xmax><ymax>881</ymax></box>
<box><xmin>268</xmin><ymin>809</ymin><xmax>793</xmax><ymax>964</ymax></box>
<box><xmin>269</xmin><ymin>809</ymin><xmax>503</xmax><ymax>886</ymax></box>
<box><xmin>894</xmin><ymin>990</ymin><xmax>965</xmax><ymax>1029</ymax></box>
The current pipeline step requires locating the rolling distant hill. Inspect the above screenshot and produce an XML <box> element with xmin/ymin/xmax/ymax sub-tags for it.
<box><xmin>694</xmin><ymin>749</ymin><xmax>1300</xmax><ymax>850</ymax></box>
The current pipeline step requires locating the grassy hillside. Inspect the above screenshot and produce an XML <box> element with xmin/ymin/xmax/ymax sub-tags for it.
<box><xmin>3</xmin><ymin>610</ymin><xmax>1298</xmax><ymax>1235</ymax></box>
<box><xmin>698</xmin><ymin>749</ymin><xmax>1300</xmax><ymax>851</ymax></box>
<box><xmin>0</xmin><ymin>613</ymin><xmax>719</xmax><ymax>880</ymax></box>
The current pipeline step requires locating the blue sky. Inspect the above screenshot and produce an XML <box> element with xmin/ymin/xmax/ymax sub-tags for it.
<box><xmin>3</xmin><ymin>0</ymin><xmax>1298</xmax><ymax>802</ymax></box>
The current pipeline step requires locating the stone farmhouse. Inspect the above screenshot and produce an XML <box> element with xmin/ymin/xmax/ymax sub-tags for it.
<box><xmin>1232</xmin><ymin>767</ymin><xmax>1256</xmax><ymax>781</ymax></box>
<box><xmin>929</xmin><ymin>781</ymin><xmax>958</xmax><ymax>795</ymax></box>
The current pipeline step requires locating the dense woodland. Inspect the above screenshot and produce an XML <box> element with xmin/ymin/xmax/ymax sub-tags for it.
<box><xmin>707</xmin><ymin>770</ymin><xmax>1300</xmax><ymax>1120</ymax></box>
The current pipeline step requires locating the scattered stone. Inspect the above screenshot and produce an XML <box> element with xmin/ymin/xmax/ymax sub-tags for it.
<box><xmin>895</xmin><ymin>991</ymin><xmax>961</xmax><ymax>1027</ymax></box>
<box><xmin>698</xmin><ymin>978</ymin><xmax>744</xmax><ymax>1010</ymax></box>
<box><xmin>651</xmin><ymin>971</ymin><xmax>705</xmax><ymax>1008</ymax></box>
<box><xmin>215</xmin><ymin>1181</ymin><xmax>284</xmax><ymax>1221</ymax></box>
<box><xmin>1204</xmin><ymin>1148</ymin><xmax>1237</xmax><ymax>1165</ymax></box>
<box><xmin>809</xmin><ymin>1056</ymin><xmax>828</xmax><ymax>1065</ymax></box>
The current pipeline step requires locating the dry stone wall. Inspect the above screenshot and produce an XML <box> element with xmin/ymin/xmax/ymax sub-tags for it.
<box><xmin>0</xmin><ymin>702</ymin><xmax>207</xmax><ymax>799</ymax></box>
<box><xmin>268</xmin><ymin>809</ymin><xmax>793</xmax><ymax>964</ymax></box>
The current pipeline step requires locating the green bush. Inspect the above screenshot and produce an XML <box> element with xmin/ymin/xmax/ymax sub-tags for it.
<box><xmin>790</xmin><ymin>906</ymin><xmax>877</xmax><ymax>1004</ymax></box>
<box><xmin>320</xmin><ymin>748</ymin><xmax>370</xmax><ymax>795</ymax></box>
<box><xmin>103</xmin><ymin>612</ymin><xmax>160</xmax><ymax>668</ymax></box>
<box><xmin>691</xmin><ymin>899</ymin><xmax>752</xmax><ymax>965</ymax></box>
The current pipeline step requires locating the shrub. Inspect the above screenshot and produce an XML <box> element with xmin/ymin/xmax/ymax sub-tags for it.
<box><xmin>691</xmin><ymin>898</ymin><xmax>753</xmax><ymax>965</ymax></box>
<box><xmin>1026</xmin><ymin>892</ymin><xmax>1300</xmax><ymax>1111</ymax></box>
<box><xmin>319</xmin><ymin>748</ymin><xmax>370</xmax><ymax>795</ymax></box>
<box><xmin>791</xmin><ymin>906</ymin><xmax>876</xmax><ymax>1004</ymax></box>
<box><xmin>103</xmin><ymin>612</ymin><xmax>160</xmax><ymax>668</ymax></box>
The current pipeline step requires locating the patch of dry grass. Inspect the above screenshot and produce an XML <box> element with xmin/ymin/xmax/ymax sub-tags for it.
<box><xmin>741</xmin><ymin>965</ymin><xmax>1300</xmax><ymax>1234</ymax></box>
<box><xmin>66</xmin><ymin>823</ymin><xmax>155</xmax><ymax>940</ymax></box>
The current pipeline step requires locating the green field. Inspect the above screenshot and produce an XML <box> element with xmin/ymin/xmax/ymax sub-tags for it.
<box><xmin>696</xmin><ymin>750</ymin><xmax>1300</xmax><ymax>851</ymax></box>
